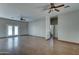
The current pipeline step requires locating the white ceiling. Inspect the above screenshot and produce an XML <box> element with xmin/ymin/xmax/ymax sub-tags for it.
<box><xmin>0</xmin><ymin>3</ymin><xmax>79</xmax><ymax>22</ymax></box>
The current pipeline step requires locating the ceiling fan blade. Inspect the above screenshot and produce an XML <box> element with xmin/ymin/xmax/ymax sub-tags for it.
<box><xmin>48</xmin><ymin>10</ymin><xmax>51</xmax><ymax>13</ymax></box>
<box><xmin>55</xmin><ymin>9</ymin><xmax>60</xmax><ymax>12</ymax></box>
<box><xmin>20</xmin><ymin>17</ymin><xmax>23</xmax><ymax>20</ymax></box>
<box><xmin>55</xmin><ymin>4</ymin><xmax>64</xmax><ymax>8</ymax></box>
<box><xmin>64</xmin><ymin>5</ymin><xmax>70</xmax><ymax>8</ymax></box>
<box><xmin>50</xmin><ymin>3</ymin><xmax>54</xmax><ymax>5</ymax></box>
<box><xmin>49</xmin><ymin>3</ymin><xmax>55</xmax><ymax>9</ymax></box>
<box><xmin>42</xmin><ymin>4</ymin><xmax>54</xmax><ymax>11</ymax></box>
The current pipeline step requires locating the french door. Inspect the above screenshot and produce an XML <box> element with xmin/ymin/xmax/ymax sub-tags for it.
<box><xmin>8</xmin><ymin>25</ymin><xmax>18</xmax><ymax>36</ymax></box>
<box><xmin>14</xmin><ymin>26</ymin><xmax>18</xmax><ymax>35</ymax></box>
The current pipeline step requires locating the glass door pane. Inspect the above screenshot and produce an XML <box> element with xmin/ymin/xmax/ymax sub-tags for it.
<box><xmin>8</xmin><ymin>25</ymin><xmax>13</xmax><ymax>36</ymax></box>
<box><xmin>14</xmin><ymin>26</ymin><xmax>18</xmax><ymax>35</ymax></box>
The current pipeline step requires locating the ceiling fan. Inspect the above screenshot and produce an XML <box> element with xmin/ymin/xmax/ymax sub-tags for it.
<box><xmin>20</xmin><ymin>17</ymin><xmax>26</xmax><ymax>21</ymax></box>
<box><xmin>20</xmin><ymin>16</ymin><xmax>29</xmax><ymax>22</ymax></box>
<box><xmin>43</xmin><ymin>3</ymin><xmax>70</xmax><ymax>13</ymax></box>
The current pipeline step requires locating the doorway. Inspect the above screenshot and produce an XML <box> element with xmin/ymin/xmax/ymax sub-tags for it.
<box><xmin>50</xmin><ymin>16</ymin><xmax>58</xmax><ymax>39</ymax></box>
<box><xmin>7</xmin><ymin>25</ymin><xmax>19</xmax><ymax>36</ymax></box>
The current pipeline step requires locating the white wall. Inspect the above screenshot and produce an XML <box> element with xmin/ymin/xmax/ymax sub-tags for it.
<box><xmin>45</xmin><ymin>15</ymin><xmax>50</xmax><ymax>39</ymax></box>
<box><xmin>58</xmin><ymin>10</ymin><xmax>79</xmax><ymax>43</ymax></box>
<box><xmin>0</xmin><ymin>18</ymin><xmax>28</xmax><ymax>37</ymax></box>
<box><xmin>28</xmin><ymin>17</ymin><xmax>46</xmax><ymax>37</ymax></box>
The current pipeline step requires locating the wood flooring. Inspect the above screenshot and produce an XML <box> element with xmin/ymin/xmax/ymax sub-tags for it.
<box><xmin>0</xmin><ymin>36</ymin><xmax>79</xmax><ymax>55</ymax></box>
